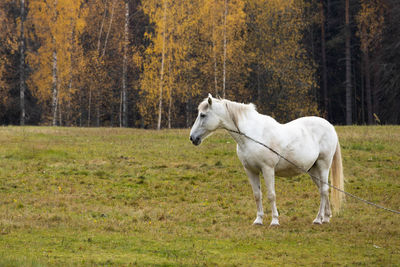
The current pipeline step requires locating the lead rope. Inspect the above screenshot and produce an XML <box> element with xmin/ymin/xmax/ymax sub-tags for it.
<box><xmin>223</xmin><ymin>106</ymin><xmax>400</xmax><ymax>215</ymax></box>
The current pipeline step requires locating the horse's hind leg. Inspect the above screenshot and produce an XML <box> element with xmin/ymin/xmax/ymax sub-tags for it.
<box><xmin>244</xmin><ymin>168</ymin><xmax>264</xmax><ymax>225</ymax></box>
<box><xmin>261</xmin><ymin>167</ymin><xmax>279</xmax><ymax>226</ymax></box>
<box><xmin>309</xmin><ymin>161</ymin><xmax>330</xmax><ymax>224</ymax></box>
<box><xmin>324</xmin><ymin>194</ymin><xmax>332</xmax><ymax>223</ymax></box>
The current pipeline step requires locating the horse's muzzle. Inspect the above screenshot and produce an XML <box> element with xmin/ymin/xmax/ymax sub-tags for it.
<box><xmin>190</xmin><ymin>135</ymin><xmax>201</xmax><ymax>146</ymax></box>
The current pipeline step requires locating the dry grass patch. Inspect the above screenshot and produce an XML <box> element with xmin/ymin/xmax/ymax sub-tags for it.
<box><xmin>0</xmin><ymin>126</ymin><xmax>399</xmax><ymax>265</ymax></box>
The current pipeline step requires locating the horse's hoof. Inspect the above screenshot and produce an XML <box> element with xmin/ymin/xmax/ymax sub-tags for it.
<box><xmin>312</xmin><ymin>219</ymin><xmax>322</xmax><ymax>225</ymax></box>
<box><xmin>253</xmin><ymin>222</ymin><xmax>263</xmax><ymax>226</ymax></box>
<box><xmin>253</xmin><ymin>219</ymin><xmax>263</xmax><ymax>226</ymax></box>
<box><xmin>269</xmin><ymin>222</ymin><xmax>280</xmax><ymax>227</ymax></box>
<box><xmin>322</xmin><ymin>218</ymin><xmax>330</xmax><ymax>224</ymax></box>
<box><xmin>253</xmin><ymin>218</ymin><xmax>263</xmax><ymax>225</ymax></box>
<box><xmin>270</xmin><ymin>218</ymin><xmax>280</xmax><ymax>226</ymax></box>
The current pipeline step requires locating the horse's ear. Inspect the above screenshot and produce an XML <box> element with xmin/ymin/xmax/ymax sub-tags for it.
<box><xmin>208</xmin><ymin>94</ymin><xmax>212</xmax><ymax>106</ymax></box>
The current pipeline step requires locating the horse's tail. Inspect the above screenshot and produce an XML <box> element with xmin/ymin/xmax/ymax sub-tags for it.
<box><xmin>330</xmin><ymin>141</ymin><xmax>345</xmax><ymax>213</ymax></box>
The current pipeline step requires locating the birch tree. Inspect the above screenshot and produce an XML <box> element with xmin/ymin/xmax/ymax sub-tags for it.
<box><xmin>245</xmin><ymin>0</ymin><xmax>319</xmax><ymax>121</ymax></box>
<box><xmin>19</xmin><ymin>0</ymin><xmax>26</xmax><ymax>125</ymax></box>
<box><xmin>121</xmin><ymin>1</ymin><xmax>129</xmax><ymax>127</ymax></box>
<box><xmin>222</xmin><ymin>0</ymin><xmax>227</xmax><ymax>98</ymax></box>
<box><xmin>156</xmin><ymin>0</ymin><xmax>167</xmax><ymax>130</ymax></box>
<box><xmin>27</xmin><ymin>0</ymin><xmax>86</xmax><ymax>125</ymax></box>
<box><xmin>201</xmin><ymin>0</ymin><xmax>248</xmax><ymax>100</ymax></box>
<box><xmin>140</xmin><ymin>0</ymin><xmax>172</xmax><ymax>128</ymax></box>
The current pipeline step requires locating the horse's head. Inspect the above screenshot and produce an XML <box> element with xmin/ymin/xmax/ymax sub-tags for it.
<box><xmin>190</xmin><ymin>94</ymin><xmax>222</xmax><ymax>146</ymax></box>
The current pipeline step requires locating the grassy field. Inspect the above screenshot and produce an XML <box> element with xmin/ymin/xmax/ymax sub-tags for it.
<box><xmin>0</xmin><ymin>126</ymin><xmax>399</xmax><ymax>266</ymax></box>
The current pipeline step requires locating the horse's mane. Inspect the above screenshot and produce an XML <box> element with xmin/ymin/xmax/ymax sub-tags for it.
<box><xmin>222</xmin><ymin>99</ymin><xmax>256</xmax><ymax>117</ymax></box>
<box><xmin>199</xmin><ymin>97</ymin><xmax>256</xmax><ymax>126</ymax></box>
<box><xmin>199</xmin><ymin>98</ymin><xmax>256</xmax><ymax>113</ymax></box>
<box><xmin>221</xmin><ymin>99</ymin><xmax>256</xmax><ymax>129</ymax></box>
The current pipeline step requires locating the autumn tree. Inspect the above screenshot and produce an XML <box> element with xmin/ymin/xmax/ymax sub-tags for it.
<box><xmin>356</xmin><ymin>0</ymin><xmax>385</xmax><ymax>124</ymax></box>
<box><xmin>0</xmin><ymin>0</ymin><xmax>25</xmax><ymax>124</ymax></box>
<box><xmin>78</xmin><ymin>0</ymin><xmax>145</xmax><ymax>127</ymax></box>
<box><xmin>19</xmin><ymin>0</ymin><xmax>26</xmax><ymax>125</ymax></box>
<box><xmin>140</xmin><ymin>0</ymin><xmax>191</xmax><ymax>128</ymax></box>
<box><xmin>82</xmin><ymin>0</ymin><xmax>121</xmax><ymax>126</ymax></box>
<box><xmin>121</xmin><ymin>0</ymin><xmax>129</xmax><ymax>127</ymax></box>
<box><xmin>202</xmin><ymin>0</ymin><xmax>248</xmax><ymax>101</ymax></box>
<box><xmin>2</xmin><ymin>0</ymin><xmax>400</xmax><ymax>126</ymax></box>
<box><xmin>140</xmin><ymin>0</ymin><xmax>248</xmax><ymax>128</ymax></box>
<box><xmin>27</xmin><ymin>0</ymin><xmax>87</xmax><ymax>125</ymax></box>
<box><xmin>245</xmin><ymin>0</ymin><xmax>319</xmax><ymax>122</ymax></box>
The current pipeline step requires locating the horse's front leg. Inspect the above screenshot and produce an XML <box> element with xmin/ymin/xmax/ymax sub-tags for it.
<box><xmin>262</xmin><ymin>167</ymin><xmax>279</xmax><ymax>226</ymax></box>
<box><xmin>244</xmin><ymin>168</ymin><xmax>264</xmax><ymax>225</ymax></box>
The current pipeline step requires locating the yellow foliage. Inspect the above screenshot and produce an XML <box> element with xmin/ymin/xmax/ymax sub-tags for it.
<box><xmin>356</xmin><ymin>0</ymin><xmax>386</xmax><ymax>53</ymax></box>
<box><xmin>9</xmin><ymin>0</ymin><xmax>320</xmax><ymax>126</ymax></box>
<box><xmin>27</xmin><ymin>0</ymin><xmax>87</xmax><ymax>106</ymax></box>
<box><xmin>140</xmin><ymin>0</ymin><xmax>250</xmax><ymax>127</ymax></box>
<box><xmin>245</xmin><ymin>0</ymin><xmax>319</xmax><ymax>121</ymax></box>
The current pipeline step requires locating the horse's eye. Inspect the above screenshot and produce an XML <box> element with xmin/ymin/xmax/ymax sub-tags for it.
<box><xmin>200</xmin><ymin>113</ymin><xmax>206</xmax><ymax>118</ymax></box>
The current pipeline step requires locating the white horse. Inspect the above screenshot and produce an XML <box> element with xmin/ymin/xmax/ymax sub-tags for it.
<box><xmin>190</xmin><ymin>94</ymin><xmax>344</xmax><ymax>226</ymax></box>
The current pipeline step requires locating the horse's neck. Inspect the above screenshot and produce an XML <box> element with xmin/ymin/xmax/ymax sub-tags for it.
<box><xmin>222</xmin><ymin>108</ymin><xmax>257</xmax><ymax>146</ymax></box>
<box><xmin>223</xmin><ymin>109</ymin><xmax>278</xmax><ymax>146</ymax></box>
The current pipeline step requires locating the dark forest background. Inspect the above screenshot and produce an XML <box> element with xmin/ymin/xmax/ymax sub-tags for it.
<box><xmin>0</xmin><ymin>0</ymin><xmax>399</xmax><ymax>128</ymax></box>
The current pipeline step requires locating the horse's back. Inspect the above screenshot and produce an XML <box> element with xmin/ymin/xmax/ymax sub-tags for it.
<box><xmin>237</xmin><ymin>114</ymin><xmax>338</xmax><ymax>176</ymax></box>
<box><xmin>286</xmin><ymin>116</ymin><xmax>338</xmax><ymax>160</ymax></box>
<box><xmin>274</xmin><ymin>116</ymin><xmax>337</xmax><ymax>168</ymax></box>
<box><xmin>286</xmin><ymin>116</ymin><xmax>337</xmax><ymax>141</ymax></box>
<box><xmin>286</xmin><ymin>116</ymin><xmax>334</xmax><ymax>129</ymax></box>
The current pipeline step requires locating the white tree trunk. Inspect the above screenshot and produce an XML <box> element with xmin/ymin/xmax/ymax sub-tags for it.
<box><xmin>67</xmin><ymin>21</ymin><xmax>76</xmax><ymax>126</ymax></box>
<box><xmin>119</xmin><ymin>90</ymin><xmax>123</xmax><ymax>127</ymax></box>
<box><xmin>101</xmin><ymin>0</ymin><xmax>116</xmax><ymax>58</ymax></box>
<box><xmin>88</xmin><ymin>88</ymin><xmax>92</xmax><ymax>126</ymax></box>
<box><xmin>157</xmin><ymin>0</ymin><xmax>167</xmax><ymax>130</ymax></box>
<box><xmin>59</xmin><ymin>103</ymin><xmax>62</xmax><ymax>126</ymax></box>
<box><xmin>51</xmin><ymin>50</ymin><xmax>58</xmax><ymax>126</ymax></box>
<box><xmin>212</xmin><ymin>14</ymin><xmax>218</xmax><ymax>96</ymax></box>
<box><xmin>51</xmin><ymin>0</ymin><xmax>59</xmax><ymax>126</ymax></box>
<box><xmin>96</xmin><ymin>103</ymin><xmax>100</xmax><ymax>127</ymax></box>
<box><xmin>167</xmin><ymin>50</ymin><xmax>172</xmax><ymax>129</ymax></box>
<box><xmin>168</xmin><ymin>95</ymin><xmax>172</xmax><ymax>129</ymax></box>
<box><xmin>90</xmin><ymin>1</ymin><xmax>107</xmax><ymax>127</ymax></box>
<box><xmin>67</xmin><ymin>79</ymin><xmax>72</xmax><ymax>125</ymax></box>
<box><xmin>97</xmin><ymin>3</ymin><xmax>106</xmax><ymax>56</ymax></box>
<box><xmin>222</xmin><ymin>0</ymin><xmax>227</xmax><ymax>99</ymax></box>
<box><xmin>121</xmin><ymin>1</ymin><xmax>129</xmax><ymax>127</ymax></box>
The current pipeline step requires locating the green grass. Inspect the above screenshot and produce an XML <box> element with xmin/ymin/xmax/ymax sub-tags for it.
<box><xmin>0</xmin><ymin>126</ymin><xmax>399</xmax><ymax>266</ymax></box>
